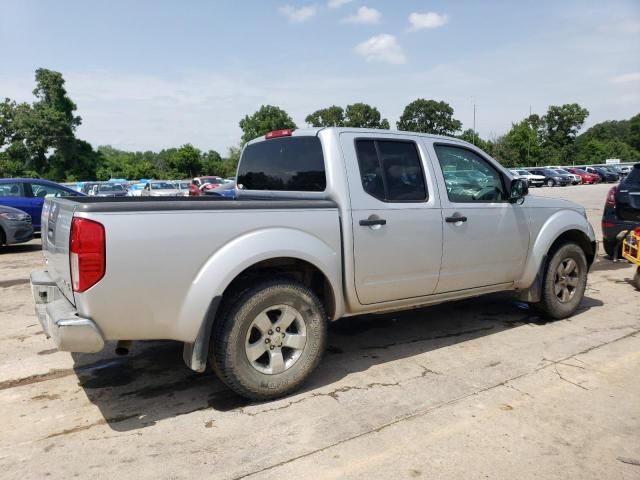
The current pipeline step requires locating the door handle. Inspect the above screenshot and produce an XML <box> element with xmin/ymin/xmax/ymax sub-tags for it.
<box><xmin>445</xmin><ymin>216</ymin><xmax>467</xmax><ymax>223</ymax></box>
<box><xmin>359</xmin><ymin>218</ymin><xmax>387</xmax><ymax>227</ymax></box>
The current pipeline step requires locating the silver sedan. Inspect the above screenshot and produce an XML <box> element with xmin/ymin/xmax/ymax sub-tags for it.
<box><xmin>0</xmin><ymin>205</ymin><xmax>33</xmax><ymax>247</ymax></box>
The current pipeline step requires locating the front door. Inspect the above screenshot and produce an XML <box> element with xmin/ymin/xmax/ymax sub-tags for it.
<box><xmin>429</xmin><ymin>142</ymin><xmax>530</xmax><ymax>293</ymax></box>
<box><xmin>340</xmin><ymin>132</ymin><xmax>443</xmax><ymax>305</ymax></box>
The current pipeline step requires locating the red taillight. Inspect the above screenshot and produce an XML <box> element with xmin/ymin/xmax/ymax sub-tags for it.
<box><xmin>265</xmin><ymin>128</ymin><xmax>293</xmax><ymax>139</ymax></box>
<box><xmin>70</xmin><ymin>218</ymin><xmax>105</xmax><ymax>293</ymax></box>
<box><xmin>602</xmin><ymin>221</ymin><xmax>615</xmax><ymax>228</ymax></box>
<box><xmin>605</xmin><ymin>186</ymin><xmax>617</xmax><ymax>208</ymax></box>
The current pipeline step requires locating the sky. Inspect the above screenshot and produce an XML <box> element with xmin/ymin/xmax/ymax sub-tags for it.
<box><xmin>1</xmin><ymin>0</ymin><xmax>639</xmax><ymax>154</ymax></box>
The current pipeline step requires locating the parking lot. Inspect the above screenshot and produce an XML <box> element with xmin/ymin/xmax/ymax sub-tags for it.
<box><xmin>0</xmin><ymin>183</ymin><xmax>638</xmax><ymax>479</ymax></box>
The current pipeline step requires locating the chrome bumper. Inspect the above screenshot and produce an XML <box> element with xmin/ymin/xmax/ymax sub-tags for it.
<box><xmin>30</xmin><ymin>271</ymin><xmax>105</xmax><ymax>353</ymax></box>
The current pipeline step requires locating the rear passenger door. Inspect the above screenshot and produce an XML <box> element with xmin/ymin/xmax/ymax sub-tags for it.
<box><xmin>340</xmin><ymin>133</ymin><xmax>443</xmax><ymax>305</ymax></box>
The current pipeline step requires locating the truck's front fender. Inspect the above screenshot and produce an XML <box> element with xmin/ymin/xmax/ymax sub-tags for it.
<box><xmin>515</xmin><ymin>209</ymin><xmax>596</xmax><ymax>291</ymax></box>
<box><xmin>177</xmin><ymin>227</ymin><xmax>344</xmax><ymax>344</ymax></box>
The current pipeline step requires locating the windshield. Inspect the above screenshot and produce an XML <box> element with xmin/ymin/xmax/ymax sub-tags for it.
<box><xmin>554</xmin><ymin>169</ymin><xmax>568</xmax><ymax>175</ymax></box>
<box><xmin>543</xmin><ymin>169</ymin><xmax>557</xmax><ymax>175</ymax></box>
<box><xmin>517</xmin><ymin>170</ymin><xmax>529</xmax><ymax>175</ymax></box>
<box><xmin>99</xmin><ymin>184</ymin><xmax>124</xmax><ymax>192</ymax></box>
<box><xmin>151</xmin><ymin>182</ymin><xmax>175</xmax><ymax>190</ymax></box>
<box><xmin>202</xmin><ymin>178</ymin><xmax>224</xmax><ymax>185</ymax></box>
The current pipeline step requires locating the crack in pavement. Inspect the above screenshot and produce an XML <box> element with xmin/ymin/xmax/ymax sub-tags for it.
<box><xmin>240</xmin><ymin>364</ymin><xmax>442</xmax><ymax>417</ymax></box>
<box><xmin>232</xmin><ymin>328</ymin><xmax>640</xmax><ymax>480</ymax></box>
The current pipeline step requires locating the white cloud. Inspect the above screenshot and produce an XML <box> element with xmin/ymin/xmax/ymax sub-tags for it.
<box><xmin>279</xmin><ymin>5</ymin><xmax>317</xmax><ymax>24</ymax></box>
<box><xmin>408</xmin><ymin>12</ymin><xmax>449</xmax><ymax>31</ymax></box>
<box><xmin>328</xmin><ymin>0</ymin><xmax>352</xmax><ymax>8</ymax></box>
<box><xmin>342</xmin><ymin>6</ymin><xmax>381</xmax><ymax>25</ymax></box>
<box><xmin>609</xmin><ymin>72</ymin><xmax>640</xmax><ymax>84</ymax></box>
<box><xmin>354</xmin><ymin>34</ymin><xmax>406</xmax><ymax>64</ymax></box>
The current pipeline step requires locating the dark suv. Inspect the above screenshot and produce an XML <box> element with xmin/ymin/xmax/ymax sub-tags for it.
<box><xmin>528</xmin><ymin>168</ymin><xmax>571</xmax><ymax>187</ymax></box>
<box><xmin>601</xmin><ymin>163</ymin><xmax>640</xmax><ymax>256</ymax></box>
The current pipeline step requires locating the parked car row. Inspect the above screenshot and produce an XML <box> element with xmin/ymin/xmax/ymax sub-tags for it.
<box><xmin>509</xmin><ymin>164</ymin><xmax>626</xmax><ymax>187</ymax></box>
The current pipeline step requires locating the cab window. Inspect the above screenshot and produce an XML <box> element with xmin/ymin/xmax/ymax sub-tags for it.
<box><xmin>355</xmin><ymin>139</ymin><xmax>427</xmax><ymax>202</ymax></box>
<box><xmin>434</xmin><ymin>144</ymin><xmax>506</xmax><ymax>202</ymax></box>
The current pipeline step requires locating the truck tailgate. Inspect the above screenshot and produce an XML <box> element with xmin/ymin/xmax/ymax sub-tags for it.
<box><xmin>41</xmin><ymin>198</ymin><xmax>76</xmax><ymax>304</ymax></box>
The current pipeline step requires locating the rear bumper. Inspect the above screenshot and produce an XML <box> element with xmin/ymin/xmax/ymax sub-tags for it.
<box><xmin>30</xmin><ymin>271</ymin><xmax>105</xmax><ymax>353</ymax></box>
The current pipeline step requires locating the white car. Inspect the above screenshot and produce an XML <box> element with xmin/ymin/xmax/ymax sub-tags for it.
<box><xmin>141</xmin><ymin>181</ymin><xmax>182</xmax><ymax>197</ymax></box>
<box><xmin>510</xmin><ymin>169</ymin><xmax>545</xmax><ymax>188</ymax></box>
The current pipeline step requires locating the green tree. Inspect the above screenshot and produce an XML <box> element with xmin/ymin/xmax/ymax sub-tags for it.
<box><xmin>201</xmin><ymin>149</ymin><xmax>223</xmax><ymax>175</ymax></box>
<box><xmin>542</xmin><ymin>103</ymin><xmax>589</xmax><ymax>148</ymax></box>
<box><xmin>239</xmin><ymin>105</ymin><xmax>296</xmax><ymax>144</ymax></box>
<box><xmin>305</xmin><ymin>105</ymin><xmax>345</xmax><ymax>127</ymax></box>
<box><xmin>397</xmin><ymin>99</ymin><xmax>462</xmax><ymax>135</ymax></box>
<box><xmin>458</xmin><ymin>129</ymin><xmax>490</xmax><ymax>152</ymax></box>
<box><xmin>502</xmin><ymin>119</ymin><xmax>543</xmax><ymax>167</ymax></box>
<box><xmin>344</xmin><ymin>103</ymin><xmax>389</xmax><ymax>129</ymax></box>
<box><xmin>629</xmin><ymin>113</ymin><xmax>640</xmax><ymax>151</ymax></box>
<box><xmin>166</xmin><ymin>144</ymin><xmax>202</xmax><ymax>178</ymax></box>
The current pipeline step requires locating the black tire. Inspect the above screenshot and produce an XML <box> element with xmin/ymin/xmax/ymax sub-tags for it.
<box><xmin>0</xmin><ymin>227</ymin><xmax>5</xmax><ymax>249</ymax></box>
<box><xmin>633</xmin><ymin>267</ymin><xmax>640</xmax><ymax>291</ymax></box>
<box><xmin>211</xmin><ymin>279</ymin><xmax>327</xmax><ymax>400</ymax></box>
<box><xmin>532</xmin><ymin>243</ymin><xmax>588</xmax><ymax>320</ymax></box>
<box><xmin>546</xmin><ymin>179</ymin><xmax>555</xmax><ymax>187</ymax></box>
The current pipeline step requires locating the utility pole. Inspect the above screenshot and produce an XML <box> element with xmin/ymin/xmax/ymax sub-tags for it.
<box><xmin>473</xmin><ymin>103</ymin><xmax>476</xmax><ymax>145</ymax></box>
<box><xmin>526</xmin><ymin>105</ymin><xmax>531</xmax><ymax>165</ymax></box>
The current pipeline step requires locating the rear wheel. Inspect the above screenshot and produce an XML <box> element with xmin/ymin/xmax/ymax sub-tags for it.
<box><xmin>633</xmin><ymin>267</ymin><xmax>640</xmax><ymax>290</ymax></box>
<box><xmin>0</xmin><ymin>227</ymin><xmax>5</xmax><ymax>249</ymax></box>
<box><xmin>211</xmin><ymin>279</ymin><xmax>327</xmax><ymax>400</ymax></box>
<box><xmin>546</xmin><ymin>179</ymin><xmax>555</xmax><ymax>187</ymax></box>
<box><xmin>532</xmin><ymin>243</ymin><xmax>588</xmax><ymax>320</ymax></box>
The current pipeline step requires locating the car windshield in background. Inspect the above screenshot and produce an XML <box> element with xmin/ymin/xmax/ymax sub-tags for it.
<box><xmin>543</xmin><ymin>169</ymin><xmax>558</xmax><ymax>175</ymax></box>
<box><xmin>573</xmin><ymin>169</ymin><xmax>587</xmax><ymax>174</ymax></box>
<box><xmin>238</xmin><ymin>136</ymin><xmax>326</xmax><ymax>191</ymax></box>
<box><xmin>99</xmin><ymin>184</ymin><xmax>124</xmax><ymax>191</ymax></box>
<box><xmin>203</xmin><ymin>178</ymin><xmax>224</xmax><ymax>185</ymax></box>
<box><xmin>178</xmin><ymin>182</ymin><xmax>190</xmax><ymax>189</ymax></box>
<box><xmin>151</xmin><ymin>182</ymin><xmax>174</xmax><ymax>190</ymax></box>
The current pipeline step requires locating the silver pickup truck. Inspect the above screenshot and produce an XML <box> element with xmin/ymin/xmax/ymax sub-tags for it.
<box><xmin>31</xmin><ymin>127</ymin><xmax>596</xmax><ymax>400</ymax></box>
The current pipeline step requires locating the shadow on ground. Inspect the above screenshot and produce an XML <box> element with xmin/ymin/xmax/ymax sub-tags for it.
<box><xmin>0</xmin><ymin>243</ymin><xmax>42</xmax><ymax>255</ymax></box>
<box><xmin>71</xmin><ymin>293</ymin><xmax>603</xmax><ymax>432</ymax></box>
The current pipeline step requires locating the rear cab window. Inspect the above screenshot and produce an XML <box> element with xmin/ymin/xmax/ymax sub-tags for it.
<box><xmin>237</xmin><ymin>136</ymin><xmax>326</xmax><ymax>191</ymax></box>
<box><xmin>622</xmin><ymin>165</ymin><xmax>640</xmax><ymax>187</ymax></box>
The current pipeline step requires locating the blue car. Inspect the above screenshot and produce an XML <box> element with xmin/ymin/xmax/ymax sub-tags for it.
<box><xmin>0</xmin><ymin>178</ymin><xmax>84</xmax><ymax>232</ymax></box>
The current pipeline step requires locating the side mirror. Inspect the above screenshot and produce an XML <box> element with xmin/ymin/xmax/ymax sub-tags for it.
<box><xmin>509</xmin><ymin>178</ymin><xmax>528</xmax><ymax>203</ymax></box>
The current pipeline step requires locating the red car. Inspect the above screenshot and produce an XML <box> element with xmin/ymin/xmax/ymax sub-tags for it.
<box><xmin>189</xmin><ymin>176</ymin><xmax>225</xmax><ymax>196</ymax></box>
<box><xmin>566</xmin><ymin>168</ymin><xmax>599</xmax><ymax>184</ymax></box>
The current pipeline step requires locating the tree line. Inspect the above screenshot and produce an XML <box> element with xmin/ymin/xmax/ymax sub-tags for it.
<box><xmin>1</xmin><ymin>69</ymin><xmax>639</xmax><ymax>182</ymax></box>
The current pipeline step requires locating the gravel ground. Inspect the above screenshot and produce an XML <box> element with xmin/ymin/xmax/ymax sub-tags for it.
<box><xmin>0</xmin><ymin>183</ymin><xmax>638</xmax><ymax>479</ymax></box>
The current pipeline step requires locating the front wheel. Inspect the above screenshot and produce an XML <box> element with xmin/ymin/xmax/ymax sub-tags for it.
<box><xmin>633</xmin><ymin>267</ymin><xmax>640</xmax><ymax>290</ymax></box>
<box><xmin>531</xmin><ymin>243</ymin><xmax>588</xmax><ymax>320</ymax></box>
<box><xmin>546</xmin><ymin>179</ymin><xmax>555</xmax><ymax>187</ymax></box>
<box><xmin>211</xmin><ymin>279</ymin><xmax>327</xmax><ymax>400</ymax></box>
